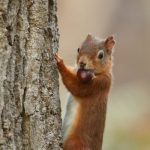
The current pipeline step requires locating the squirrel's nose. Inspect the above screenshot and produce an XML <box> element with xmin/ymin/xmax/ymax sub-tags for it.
<box><xmin>80</xmin><ymin>62</ymin><xmax>86</xmax><ymax>68</ymax></box>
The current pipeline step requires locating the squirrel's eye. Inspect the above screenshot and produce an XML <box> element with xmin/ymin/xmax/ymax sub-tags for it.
<box><xmin>77</xmin><ymin>48</ymin><xmax>80</xmax><ymax>53</ymax></box>
<box><xmin>98</xmin><ymin>50</ymin><xmax>104</xmax><ymax>59</ymax></box>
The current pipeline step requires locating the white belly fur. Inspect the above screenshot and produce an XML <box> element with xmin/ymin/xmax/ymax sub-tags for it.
<box><xmin>62</xmin><ymin>94</ymin><xmax>79</xmax><ymax>142</ymax></box>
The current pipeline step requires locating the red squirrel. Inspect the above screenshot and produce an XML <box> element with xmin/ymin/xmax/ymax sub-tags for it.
<box><xmin>55</xmin><ymin>34</ymin><xmax>115</xmax><ymax>150</ymax></box>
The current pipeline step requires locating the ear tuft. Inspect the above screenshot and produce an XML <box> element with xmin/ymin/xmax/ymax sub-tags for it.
<box><xmin>105</xmin><ymin>36</ymin><xmax>115</xmax><ymax>50</ymax></box>
<box><xmin>86</xmin><ymin>34</ymin><xmax>93</xmax><ymax>41</ymax></box>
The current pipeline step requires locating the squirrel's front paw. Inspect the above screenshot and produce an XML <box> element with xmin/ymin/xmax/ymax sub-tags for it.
<box><xmin>54</xmin><ymin>53</ymin><xmax>63</xmax><ymax>64</ymax></box>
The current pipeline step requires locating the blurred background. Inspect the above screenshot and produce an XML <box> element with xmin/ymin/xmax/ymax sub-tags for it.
<box><xmin>57</xmin><ymin>0</ymin><xmax>150</xmax><ymax>150</ymax></box>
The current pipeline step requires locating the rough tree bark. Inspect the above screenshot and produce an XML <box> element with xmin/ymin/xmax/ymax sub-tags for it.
<box><xmin>0</xmin><ymin>0</ymin><xmax>62</xmax><ymax>149</ymax></box>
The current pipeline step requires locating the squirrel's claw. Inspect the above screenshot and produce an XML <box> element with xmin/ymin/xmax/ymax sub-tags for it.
<box><xmin>54</xmin><ymin>53</ymin><xmax>63</xmax><ymax>63</ymax></box>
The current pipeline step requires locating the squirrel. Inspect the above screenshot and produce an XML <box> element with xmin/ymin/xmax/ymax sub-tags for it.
<box><xmin>55</xmin><ymin>34</ymin><xmax>115</xmax><ymax>150</ymax></box>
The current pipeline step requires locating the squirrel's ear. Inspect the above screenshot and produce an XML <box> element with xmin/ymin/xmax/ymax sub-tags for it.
<box><xmin>86</xmin><ymin>34</ymin><xmax>93</xmax><ymax>41</ymax></box>
<box><xmin>105</xmin><ymin>36</ymin><xmax>115</xmax><ymax>51</ymax></box>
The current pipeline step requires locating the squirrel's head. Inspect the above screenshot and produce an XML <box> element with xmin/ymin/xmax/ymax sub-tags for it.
<box><xmin>77</xmin><ymin>34</ymin><xmax>115</xmax><ymax>75</ymax></box>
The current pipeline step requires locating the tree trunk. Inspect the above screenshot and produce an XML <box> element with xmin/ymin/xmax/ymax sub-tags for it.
<box><xmin>0</xmin><ymin>0</ymin><xmax>62</xmax><ymax>149</ymax></box>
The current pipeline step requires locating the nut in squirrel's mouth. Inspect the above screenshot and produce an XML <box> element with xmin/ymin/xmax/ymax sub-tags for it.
<box><xmin>77</xmin><ymin>68</ymin><xmax>95</xmax><ymax>82</ymax></box>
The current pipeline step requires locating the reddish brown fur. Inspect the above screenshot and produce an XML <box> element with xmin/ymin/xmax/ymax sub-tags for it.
<box><xmin>55</xmin><ymin>35</ymin><xmax>115</xmax><ymax>150</ymax></box>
